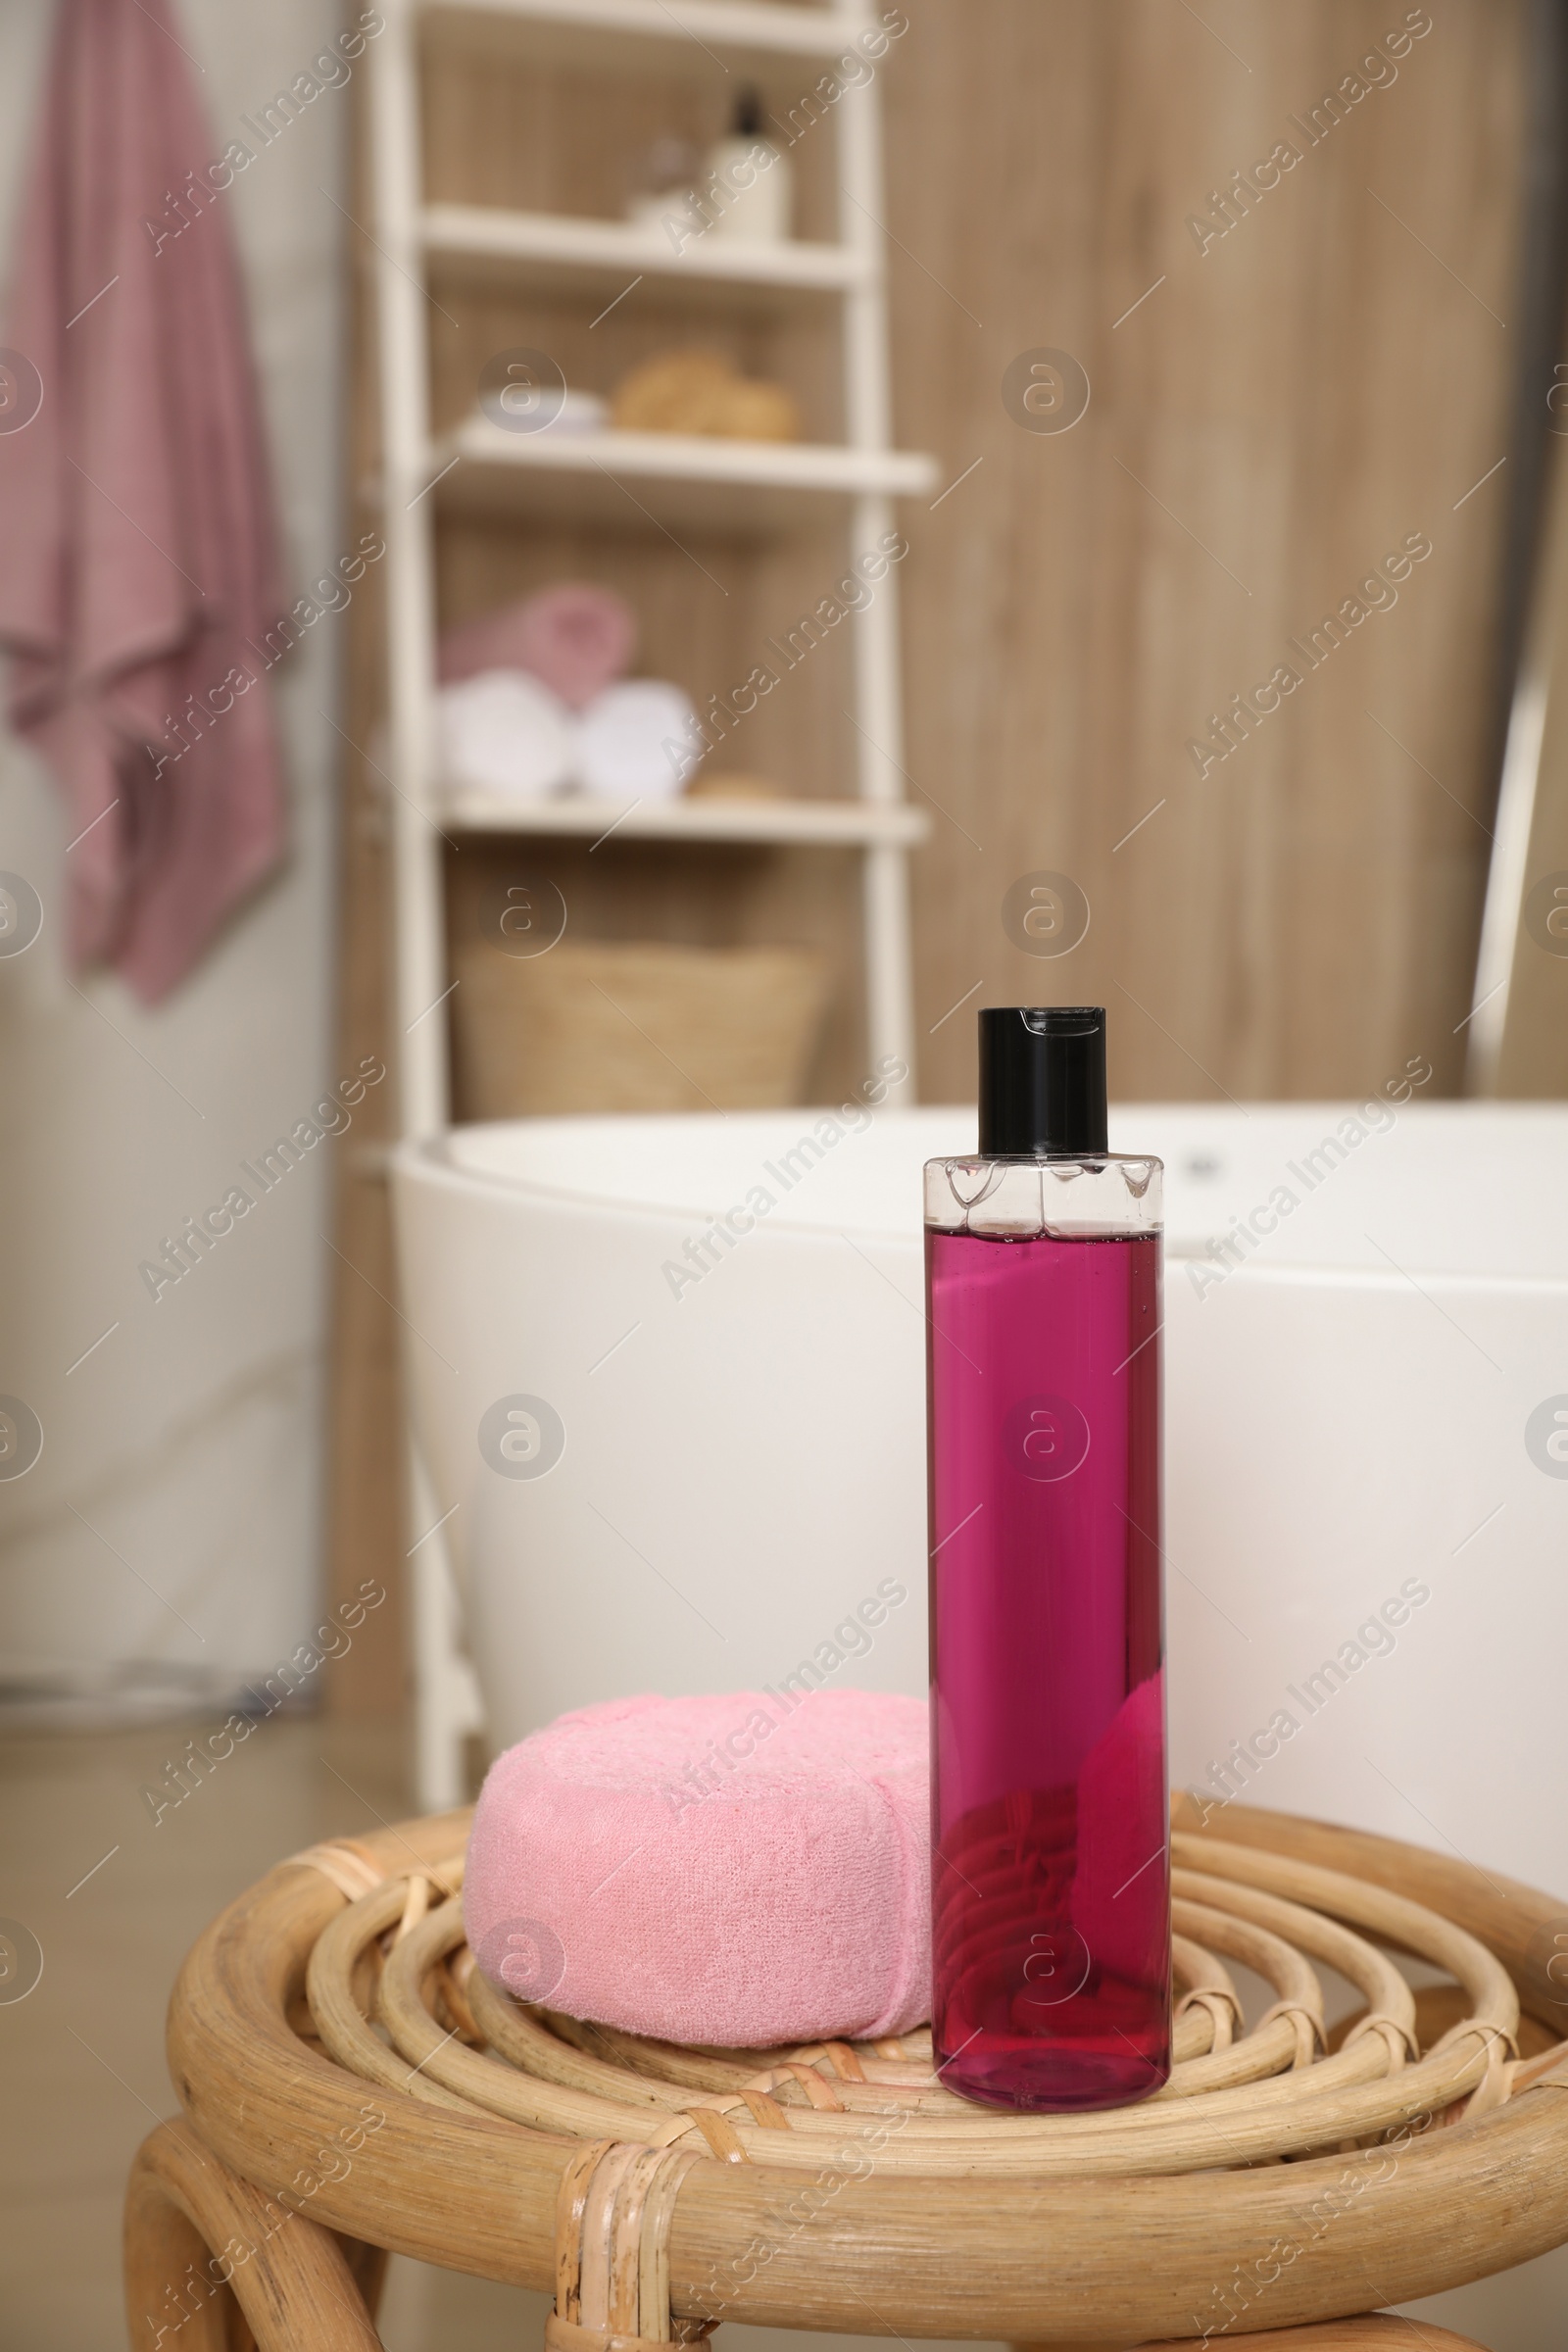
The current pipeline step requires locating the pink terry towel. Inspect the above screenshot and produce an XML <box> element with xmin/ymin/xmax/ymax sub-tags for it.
<box><xmin>438</xmin><ymin>583</ymin><xmax>637</xmax><ymax>710</ymax></box>
<box><xmin>466</xmin><ymin>1690</ymin><xmax>930</xmax><ymax>2048</ymax></box>
<box><xmin>0</xmin><ymin>0</ymin><xmax>288</xmax><ymax>1001</ymax></box>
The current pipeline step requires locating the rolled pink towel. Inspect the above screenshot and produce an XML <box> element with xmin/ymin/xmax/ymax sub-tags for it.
<box><xmin>438</xmin><ymin>583</ymin><xmax>637</xmax><ymax>710</ymax></box>
<box><xmin>466</xmin><ymin>1690</ymin><xmax>930</xmax><ymax>2047</ymax></box>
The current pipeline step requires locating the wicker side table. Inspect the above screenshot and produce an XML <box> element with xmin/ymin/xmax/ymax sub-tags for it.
<box><xmin>126</xmin><ymin>1800</ymin><xmax>1568</xmax><ymax>2351</ymax></box>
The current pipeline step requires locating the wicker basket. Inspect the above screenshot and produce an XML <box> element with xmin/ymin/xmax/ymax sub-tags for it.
<box><xmin>452</xmin><ymin>937</ymin><xmax>831</xmax><ymax>1118</ymax></box>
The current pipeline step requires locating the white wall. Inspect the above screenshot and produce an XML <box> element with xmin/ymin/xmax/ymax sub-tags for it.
<box><xmin>0</xmin><ymin>0</ymin><xmax>352</xmax><ymax>1715</ymax></box>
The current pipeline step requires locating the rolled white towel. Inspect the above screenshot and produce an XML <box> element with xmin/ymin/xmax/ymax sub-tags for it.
<box><xmin>438</xmin><ymin>670</ymin><xmax>576</xmax><ymax>801</ymax></box>
<box><xmin>576</xmin><ymin>679</ymin><xmax>699</xmax><ymax>801</ymax></box>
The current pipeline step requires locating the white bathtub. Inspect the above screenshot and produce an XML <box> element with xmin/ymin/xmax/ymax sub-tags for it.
<box><xmin>392</xmin><ymin>1102</ymin><xmax>1568</xmax><ymax>1902</ymax></box>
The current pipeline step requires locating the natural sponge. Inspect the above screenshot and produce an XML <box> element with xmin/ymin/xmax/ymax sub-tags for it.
<box><xmin>465</xmin><ymin>1689</ymin><xmax>929</xmax><ymax>2048</ymax></box>
<box><xmin>611</xmin><ymin>348</ymin><xmax>800</xmax><ymax>441</ymax></box>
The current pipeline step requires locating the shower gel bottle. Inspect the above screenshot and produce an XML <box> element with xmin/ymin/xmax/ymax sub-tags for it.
<box><xmin>926</xmin><ymin>1006</ymin><xmax>1170</xmax><ymax>2110</ymax></box>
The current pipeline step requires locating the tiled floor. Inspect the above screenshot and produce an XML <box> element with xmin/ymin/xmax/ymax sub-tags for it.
<box><xmin>4</xmin><ymin>1712</ymin><xmax>1565</xmax><ymax>2352</ymax></box>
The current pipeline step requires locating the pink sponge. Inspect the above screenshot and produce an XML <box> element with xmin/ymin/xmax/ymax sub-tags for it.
<box><xmin>465</xmin><ymin>1690</ymin><xmax>930</xmax><ymax>2048</ymax></box>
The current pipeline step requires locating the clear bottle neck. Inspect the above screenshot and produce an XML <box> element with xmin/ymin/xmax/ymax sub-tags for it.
<box><xmin>924</xmin><ymin>1153</ymin><xmax>1161</xmax><ymax>1239</ymax></box>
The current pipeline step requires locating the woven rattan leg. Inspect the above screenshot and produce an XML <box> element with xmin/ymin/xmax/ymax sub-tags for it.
<box><xmin>124</xmin><ymin>2120</ymin><xmax>383</xmax><ymax>2352</ymax></box>
<box><xmin>548</xmin><ymin>2138</ymin><xmax>714</xmax><ymax>2352</ymax></box>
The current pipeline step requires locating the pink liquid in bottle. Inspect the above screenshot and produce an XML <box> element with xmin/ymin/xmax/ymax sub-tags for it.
<box><xmin>926</xmin><ymin>1022</ymin><xmax>1170</xmax><ymax>2111</ymax></box>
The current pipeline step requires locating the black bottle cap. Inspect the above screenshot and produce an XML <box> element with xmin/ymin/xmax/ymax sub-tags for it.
<box><xmin>978</xmin><ymin>1006</ymin><xmax>1108</xmax><ymax>1156</ymax></box>
<box><xmin>734</xmin><ymin>85</ymin><xmax>763</xmax><ymax>136</ymax></box>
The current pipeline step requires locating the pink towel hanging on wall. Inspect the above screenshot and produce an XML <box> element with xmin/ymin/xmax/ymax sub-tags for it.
<box><xmin>0</xmin><ymin>0</ymin><xmax>289</xmax><ymax>1002</ymax></box>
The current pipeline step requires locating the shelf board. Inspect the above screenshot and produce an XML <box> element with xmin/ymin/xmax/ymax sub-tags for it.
<box><xmin>422</xmin><ymin>204</ymin><xmax>869</xmax><ymax>310</ymax></box>
<box><xmin>437</xmin><ymin>792</ymin><xmax>930</xmax><ymax>847</ymax></box>
<box><xmin>421</xmin><ymin>0</ymin><xmax>872</xmax><ymax>75</ymax></box>
<box><xmin>428</xmin><ymin>416</ymin><xmax>938</xmax><ymax>532</ymax></box>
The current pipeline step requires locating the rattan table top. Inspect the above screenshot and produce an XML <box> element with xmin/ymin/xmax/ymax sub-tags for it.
<box><xmin>161</xmin><ymin>1797</ymin><xmax>1568</xmax><ymax>2346</ymax></box>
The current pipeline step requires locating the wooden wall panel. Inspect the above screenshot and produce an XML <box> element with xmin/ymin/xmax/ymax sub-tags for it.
<box><xmin>327</xmin><ymin>0</ymin><xmax>1531</xmax><ymax>1708</ymax></box>
<box><xmin>886</xmin><ymin>0</ymin><xmax>1525</xmax><ymax>1102</ymax></box>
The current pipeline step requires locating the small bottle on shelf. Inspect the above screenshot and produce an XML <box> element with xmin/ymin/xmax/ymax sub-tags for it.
<box><xmin>705</xmin><ymin>87</ymin><xmax>792</xmax><ymax>243</ymax></box>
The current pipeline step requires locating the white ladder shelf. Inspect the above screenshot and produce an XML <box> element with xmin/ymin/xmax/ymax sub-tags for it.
<box><xmin>366</xmin><ymin>0</ymin><xmax>935</xmax><ymax>1806</ymax></box>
